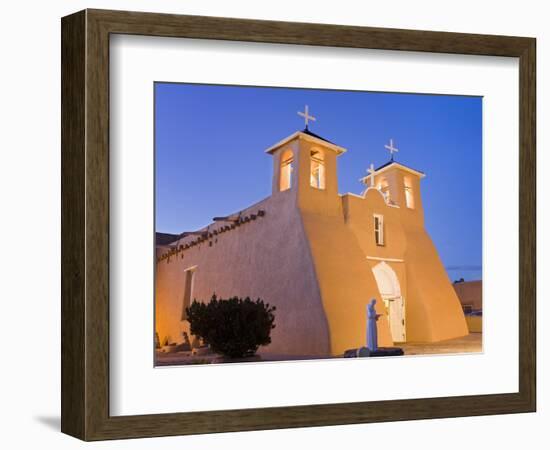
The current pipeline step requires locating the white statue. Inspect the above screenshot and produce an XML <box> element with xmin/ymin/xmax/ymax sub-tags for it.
<box><xmin>367</xmin><ymin>299</ymin><xmax>382</xmax><ymax>351</ymax></box>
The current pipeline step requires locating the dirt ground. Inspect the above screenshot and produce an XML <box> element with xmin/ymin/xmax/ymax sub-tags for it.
<box><xmin>155</xmin><ymin>333</ymin><xmax>482</xmax><ymax>366</ymax></box>
<box><xmin>399</xmin><ymin>332</ymin><xmax>482</xmax><ymax>356</ymax></box>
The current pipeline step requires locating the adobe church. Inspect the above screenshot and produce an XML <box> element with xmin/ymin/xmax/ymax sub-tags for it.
<box><xmin>155</xmin><ymin>106</ymin><xmax>468</xmax><ymax>357</ymax></box>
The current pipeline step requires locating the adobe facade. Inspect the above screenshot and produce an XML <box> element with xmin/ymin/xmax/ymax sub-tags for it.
<box><xmin>155</xmin><ymin>126</ymin><xmax>468</xmax><ymax>356</ymax></box>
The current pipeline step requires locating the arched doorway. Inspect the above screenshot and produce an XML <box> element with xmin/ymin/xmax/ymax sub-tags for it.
<box><xmin>372</xmin><ymin>261</ymin><xmax>406</xmax><ymax>342</ymax></box>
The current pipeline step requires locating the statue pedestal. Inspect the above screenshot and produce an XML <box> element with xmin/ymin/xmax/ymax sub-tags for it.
<box><xmin>344</xmin><ymin>346</ymin><xmax>404</xmax><ymax>358</ymax></box>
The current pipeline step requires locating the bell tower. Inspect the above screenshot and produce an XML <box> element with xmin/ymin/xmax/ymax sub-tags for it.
<box><xmin>360</xmin><ymin>139</ymin><xmax>426</xmax><ymax>223</ymax></box>
<box><xmin>265</xmin><ymin>106</ymin><xmax>347</xmax><ymax>215</ymax></box>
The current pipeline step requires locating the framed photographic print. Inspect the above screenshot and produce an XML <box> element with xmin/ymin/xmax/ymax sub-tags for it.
<box><xmin>61</xmin><ymin>9</ymin><xmax>536</xmax><ymax>441</ymax></box>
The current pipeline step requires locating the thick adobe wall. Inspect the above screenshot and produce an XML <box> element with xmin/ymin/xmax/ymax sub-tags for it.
<box><xmin>155</xmin><ymin>192</ymin><xmax>331</xmax><ymax>356</ymax></box>
<box><xmin>300</xmin><ymin>209</ymin><xmax>394</xmax><ymax>355</ymax></box>
<box><xmin>390</xmin><ymin>168</ymin><xmax>468</xmax><ymax>342</ymax></box>
<box><xmin>279</xmin><ymin>137</ymin><xmax>393</xmax><ymax>355</ymax></box>
<box><xmin>343</xmin><ymin>188</ymin><xmax>407</xmax><ymax>261</ymax></box>
<box><xmin>342</xmin><ymin>182</ymin><xmax>468</xmax><ymax>343</ymax></box>
<box><xmin>342</xmin><ymin>190</ymin><xmax>410</xmax><ymax>341</ymax></box>
<box><xmin>401</xmin><ymin>225</ymin><xmax>469</xmax><ymax>342</ymax></box>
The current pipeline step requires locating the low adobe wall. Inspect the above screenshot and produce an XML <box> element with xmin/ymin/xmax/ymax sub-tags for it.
<box><xmin>453</xmin><ymin>280</ymin><xmax>483</xmax><ymax>311</ymax></box>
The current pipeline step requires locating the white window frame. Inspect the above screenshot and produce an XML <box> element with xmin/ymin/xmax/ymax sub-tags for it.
<box><xmin>279</xmin><ymin>151</ymin><xmax>294</xmax><ymax>191</ymax></box>
<box><xmin>374</xmin><ymin>214</ymin><xmax>385</xmax><ymax>246</ymax></box>
<box><xmin>377</xmin><ymin>179</ymin><xmax>391</xmax><ymax>203</ymax></box>
<box><xmin>309</xmin><ymin>150</ymin><xmax>326</xmax><ymax>190</ymax></box>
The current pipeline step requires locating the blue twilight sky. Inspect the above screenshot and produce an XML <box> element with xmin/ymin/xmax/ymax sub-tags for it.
<box><xmin>155</xmin><ymin>83</ymin><xmax>482</xmax><ymax>282</ymax></box>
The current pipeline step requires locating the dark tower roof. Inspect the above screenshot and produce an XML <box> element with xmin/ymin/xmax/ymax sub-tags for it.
<box><xmin>374</xmin><ymin>160</ymin><xmax>425</xmax><ymax>175</ymax></box>
<box><xmin>300</xmin><ymin>127</ymin><xmax>336</xmax><ymax>146</ymax></box>
<box><xmin>265</xmin><ymin>129</ymin><xmax>346</xmax><ymax>155</ymax></box>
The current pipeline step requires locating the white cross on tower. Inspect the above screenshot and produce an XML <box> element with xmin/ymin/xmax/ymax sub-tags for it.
<box><xmin>298</xmin><ymin>105</ymin><xmax>316</xmax><ymax>130</ymax></box>
<box><xmin>384</xmin><ymin>138</ymin><xmax>399</xmax><ymax>161</ymax></box>
<box><xmin>366</xmin><ymin>163</ymin><xmax>376</xmax><ymax>187</ymax></box>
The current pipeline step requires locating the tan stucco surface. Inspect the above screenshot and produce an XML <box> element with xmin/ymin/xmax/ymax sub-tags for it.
<box><xmin>156</xmin><ymin>131</ymin><xmax>468</xmax><ymax>356</ymax></box>
<box><xmin>156</xmin><ymin>192</ymin><xmax>331</xmax><ymax>356</ymax></box>
<box><xmin>453</xmin><ymin>280</ymin><xmax>483</xmax><ymax>311</ymax></box>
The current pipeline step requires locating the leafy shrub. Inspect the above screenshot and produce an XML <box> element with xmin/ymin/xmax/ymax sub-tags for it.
<box><xmin>186</xmin><ymin>295</ymin><xmax>276</xmax><ymax>358</ymax></box>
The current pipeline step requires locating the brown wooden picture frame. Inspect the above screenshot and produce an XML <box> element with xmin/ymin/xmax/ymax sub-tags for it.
<box><xmin>61</xmin><ymin>9</ymin><xmax>536</xmax><ymax>441</ymax></box>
